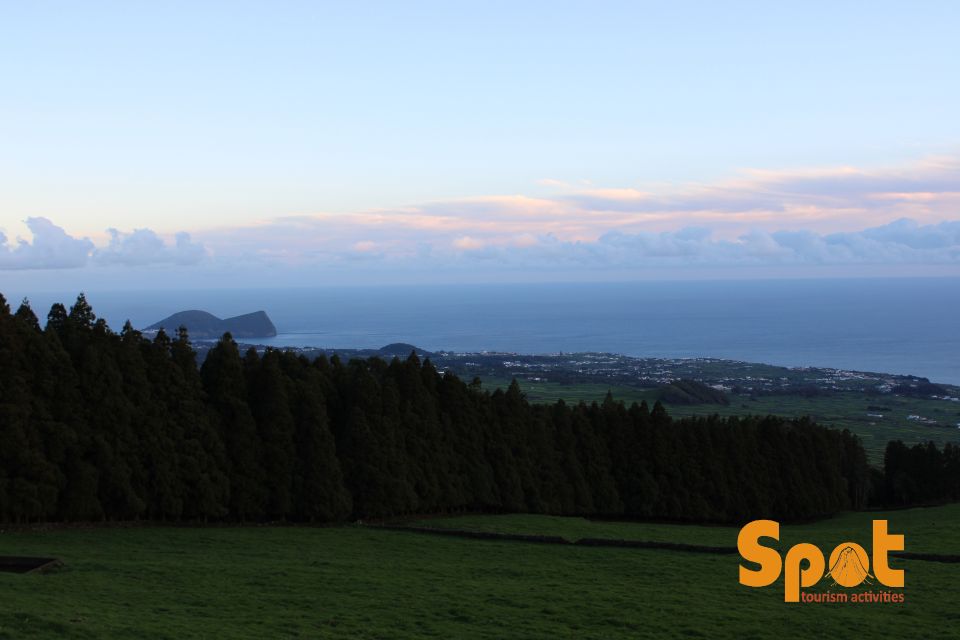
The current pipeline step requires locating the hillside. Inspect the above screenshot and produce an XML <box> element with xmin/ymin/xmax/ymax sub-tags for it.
<box><xmin>145</xmin><ymin>309</ymin><xmax>277</xmax><ymax>339</ymax></box>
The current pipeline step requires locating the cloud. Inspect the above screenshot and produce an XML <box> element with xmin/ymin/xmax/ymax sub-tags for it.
<box><xmin>0</xmin><ymin>217</ymin><xmax>94</xmax><ymax>270</ymax></box>
<box><xmin>5</xmin><ymin>156</ymin><xmax>960</xmax><ymax>277</ymax></box>
<box><xmin>453</xmin><ymin>236</ymin><xmax>485</xmax><ymax>250</ymax></box>
<box><xmin>96</xmin><ymin>228</ymin><xmax>207</xmax><ymax>266</ymax></box>
<box><xmin>537</xmin><ymin>178</ymin><xmax>567</xmax><ymax>187</ymax></box>
<box><xmin>855</xmin><ymin>218</ymin><xmax>960</xmax><ymax>250</ymax></box>
<box><xmin>502</xmin><ymin>218</ymin><xmax>960</xmax><ymax>269</ymax></box>
<box><xmin>352</xmin><ymin>240</ymin><xmax>378</xmax><ymax>253</ymax></box>
<box><xmin>0</xmin><ymin>219</ymin><xmax>206</xmax><ymax>270</ymax></box>
<box><xmin>183</xmin><ymin>155</ymin><xmax>960</xmax><ymax>274</ymax></box>
<box><xmin>558</xmin><ymin>157</ymin><xmax>960</xmax><ymax>231</ymax></box>
<box><xmin>239</xmin><ymin>216</ymin><xmax>960</xmax><ymax>270</ymax></box>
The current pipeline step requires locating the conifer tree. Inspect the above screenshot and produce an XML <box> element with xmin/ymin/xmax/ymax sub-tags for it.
<box><xmin>201</xmin><ymin>333</ymin><xmax>266</xmax><ymax>520</ymax></box>
<box><xmin>171</xmin><ymin>326</ymin><xmax>229</xmax><ymax>520</ymax></box>
<box><xmin>248</xmin><ymin>349</ymin><xmax>297</xmax><ymax>519</ymax></box>
<box><xmin>280</xmin><ymin>352</ymin><xmax>351</xmax><ymax>521</ymax></box>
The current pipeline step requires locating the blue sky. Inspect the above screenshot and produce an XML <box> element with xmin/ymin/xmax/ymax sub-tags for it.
<box><xmin>2</xmin><ymin>1</ymin><xmax>959</xmax><ymax>287</ymax></box>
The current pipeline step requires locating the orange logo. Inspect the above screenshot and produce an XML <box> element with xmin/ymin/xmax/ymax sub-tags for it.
<box><xmin>737</xmin><ymin>519</ymin><xmax>905</xmax><ymax>603</ymax></box>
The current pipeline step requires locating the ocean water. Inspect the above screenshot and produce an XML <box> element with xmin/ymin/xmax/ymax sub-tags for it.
<box><xmin>8</xmin><ymin>278</ymin><xmax>960</xmax><ymax>384</ymax></box>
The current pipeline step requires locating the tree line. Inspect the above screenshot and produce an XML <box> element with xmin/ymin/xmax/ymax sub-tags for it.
<box><xmin>1</xmin><ymin>292</ymin><xmax>946</xmax><ymax>526</ymax></box>
<box><xmin>875</xmin><ymin>440</ymin><xmax>960</xmax><ymax>507</ymax></box>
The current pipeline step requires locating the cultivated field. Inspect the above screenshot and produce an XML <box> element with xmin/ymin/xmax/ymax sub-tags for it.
<box><xmin>485</xmin><ymin>377</ymin><xmax>960</xmax><ymax>462</ymax></box>
<box><xmin>1</xmin><ymin>505</ymin><xmax>957</xmax><ymax>638</ymax></box>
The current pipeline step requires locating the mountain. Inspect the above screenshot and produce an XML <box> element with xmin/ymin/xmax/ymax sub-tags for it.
<box><xmin>145</xmin><ymin>310</ymin><xmax>277</xmax><ymax>339</ymax></box>
<box><xmin>376</xmin><ymin>343</ymin><xmax>434</xmax><ymax>358</ymax></box>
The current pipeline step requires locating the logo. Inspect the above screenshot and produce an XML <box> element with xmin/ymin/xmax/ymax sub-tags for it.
<box><xmin>738</xmin><ymin>519</ymin><xmax>905</xmax><ymax>603</ymax></box>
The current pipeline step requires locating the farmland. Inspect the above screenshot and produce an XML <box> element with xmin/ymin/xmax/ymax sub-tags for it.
<box><xmin>482</xmin><ymin>378</ymin><xmax>960</xmax><ymax>462</ymax></box>
<box><xmin>1</xmin><ymin>505</ymin><xmax>958</xmax><ymax>638</ymax></box>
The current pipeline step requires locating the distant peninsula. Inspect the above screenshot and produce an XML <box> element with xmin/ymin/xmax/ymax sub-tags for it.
<box><xmin>145</xmin><ymin>310</ymin><xmax>277</xmax><ymax>339</ymax></box>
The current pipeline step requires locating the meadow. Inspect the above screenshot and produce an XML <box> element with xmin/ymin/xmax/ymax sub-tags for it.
<box><xmin>409</xmin><ymin>504</ymin><xmax>960</xmax><ymax>553</ymax></box>
<box><xmin>484</xmin><ymin>377</ymin><xmax>960</xmax><ymax>462</ymax></box>
<box><xmin>1</xmin><ymin>505</ymin><xmax>957</xmax><ymax>639</ymax></box>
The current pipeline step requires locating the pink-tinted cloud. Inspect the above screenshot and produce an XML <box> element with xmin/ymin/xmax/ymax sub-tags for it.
<box><xmin>560</xmin><ymin>158</ymin><xmax>960</xmax><ymax>234</ymax></box>
<box><xmin>186</xmin><ymin>156</ymin><xmax>960</xmax><ymax>266</ymax></box>
<box><xmin>5</xmin><ymin>157</ymin><xmax>960</xmax><ymax>276</ymax></box>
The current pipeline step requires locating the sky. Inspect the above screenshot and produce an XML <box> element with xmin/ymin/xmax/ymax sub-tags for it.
<box><xmin>2</xmin><ymin>1</ymin><xmax>960</xmax><ymax>289</ymax></box>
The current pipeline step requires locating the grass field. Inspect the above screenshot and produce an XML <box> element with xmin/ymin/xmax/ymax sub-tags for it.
<box><xmin>409</xmin><ymin>504</ymin><xmax>960</xmax><ymax>554</ymax></box>
<box><xmin>483</xmin><ymin>377</ymin><xmax>960</xmax><ymax>462</ymax></box>
<box><xmin>1</xmin><ymin>505</ymin><xmax>958</xmax><ymax>638</ymax></box>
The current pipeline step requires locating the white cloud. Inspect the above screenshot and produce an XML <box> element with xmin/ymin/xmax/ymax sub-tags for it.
<box><xmin>185</xmin><ymin>214</ymin><xmax>960</xmax><ymax>276</ymax></box>
<box><xmin>96</xmin><ymin>228</ymin><xmax>206</xmax><ymax>266</ymax></box>
<box><xmin>0</xmin><ymin>219</ymin><xmax>206</xmax><ymax>270</ymax></box>
<box><xmin>533</xmin><ymin>218</ymin><xmax>960</xmax><ymax>268</ymax></box>
<box><xmin>0</xmin><ymin>217</ymin><xmax>94</xmax><ymax>270</ymax></box>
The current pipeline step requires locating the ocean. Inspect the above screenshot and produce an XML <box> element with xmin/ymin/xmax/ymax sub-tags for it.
<box><xmin>8</xmin><ymin>278</ymin><xmax>960</xmax><ymax>384</ymax></box>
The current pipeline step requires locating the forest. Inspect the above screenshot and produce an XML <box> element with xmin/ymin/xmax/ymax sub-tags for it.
<box><xmin>0</xmin><ymin>293</ymin><xmax>956</xmax><ymax>525</ymax></box>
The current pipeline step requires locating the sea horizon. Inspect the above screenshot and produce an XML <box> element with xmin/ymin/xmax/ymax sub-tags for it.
<box><xmin>7</xmin><ymin>276</ymin><xmax>959</xmax><ymax>385</ymax></box>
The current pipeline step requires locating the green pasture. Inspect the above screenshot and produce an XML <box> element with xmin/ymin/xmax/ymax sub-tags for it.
<box><xmin>1</xmin><ymin>504</ymin><xmax>957</xmax><ymax>638</ymax></box>
<box><xmin>483</xmin><ymin>377</ymin><xmax>960</xmax><ymax>462</ymax></box>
